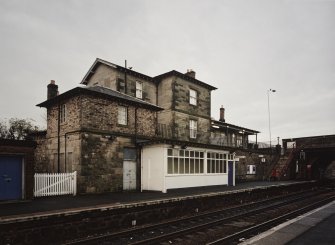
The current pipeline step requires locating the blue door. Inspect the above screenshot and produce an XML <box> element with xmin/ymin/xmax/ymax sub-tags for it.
<box><xmin>0</xmin><ymin>156</ymin><xmax>23</xmax><ymax>201</ymax></box>
<box><xmin>228</xmin><ymin>161</ymin><xmax>234</xmax><ymax>186</ymax></box>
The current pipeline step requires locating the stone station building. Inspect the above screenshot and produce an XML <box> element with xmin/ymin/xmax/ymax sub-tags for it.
<box><xmin>35</xmin><ymin>58</ymin><xmax>262</xmax><ymax>194</ymax></box>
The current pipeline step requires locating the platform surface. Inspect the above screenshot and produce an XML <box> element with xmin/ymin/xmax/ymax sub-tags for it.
<box><xmin>241</xmin><ymin>200</ymin><xmax>335</xmax><ymax>245</ymax></box>
<box><xmin>0</xmin><ymin>180</ymin><xmax>302</xmax><ymax>219</ymax></box>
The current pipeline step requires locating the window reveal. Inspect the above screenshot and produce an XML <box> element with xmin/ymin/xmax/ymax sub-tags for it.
<box><xmin>60</xmin><ymin>104</ymin><xmax>66</xmax><ymax>123</ymax></box>
<box><xmin>118</xmin><ymin>106</ymin><xmax>127</xmax><ymax>125</ymax></box>
<box><xmin>136</xmin><ymin>81</ymin><xmax>143</xmax><ymax>99</ymax></box>
<box><xmin>189</xmin><ymin>120</ymin><xmax>197</xmax><ymax>139</ymax></box>
<box><xmin>189</xmin><ymin>89</ymin><xmax>197</xmax><ymax>105</ymax></box>
<box><xmin>117</xmin><ymin>78</ymin><xmax>126</xmax><ymax>93</ymax></box>
<box><xmin>247</xmin><ymin>165</ymin><xmax>256</xmax><ymax>174</ymax></box>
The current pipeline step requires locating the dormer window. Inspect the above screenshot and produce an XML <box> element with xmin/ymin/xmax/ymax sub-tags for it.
<box><xmin>136</xmin><ymin>81</ymin><xmax>143</xmax><ymax>99</ymax></box>
<box><xmin>189</xmin><ymin>89</ymin><xmax>197</xmax><ymax>105</ymax></box>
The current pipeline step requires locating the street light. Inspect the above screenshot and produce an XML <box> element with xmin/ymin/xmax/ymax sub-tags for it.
<box><xmin>267</xmin><ymin>89</ymin><xmax>276</xmax><ymax>151</ymax></box>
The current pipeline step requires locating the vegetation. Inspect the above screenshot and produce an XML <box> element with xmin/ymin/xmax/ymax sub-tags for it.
<box><xmin>0</xmin><ymin>118</ymin><xmax>39</xmax><ymax>140</ymax></box>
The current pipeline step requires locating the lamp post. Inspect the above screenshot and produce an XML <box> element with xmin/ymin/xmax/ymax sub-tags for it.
<box><xmin>267</xmin><ymin>89</ymin><xmax>276</xmax><ymax>152</ymax></box>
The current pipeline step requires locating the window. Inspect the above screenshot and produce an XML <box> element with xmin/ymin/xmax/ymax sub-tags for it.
<box><xmin>136</xmin><ymin>81</ymin><xmax>143</xmax><ymax>99</ymax></box>
<box><xmin>117</xmin><ymin>78</ymin><xmax>126</xmax><ymax>93</ymax></box>
<box><xmin>167</xmin><ymin>149</ymin><xmax>204</xmax><ymax>174</ymax></box>
<box><xmin>118</xmin><ymin>106</ymin><xmax>127</xmax><ymax>125</ymax></box>
<box><xmin>189</xmin><ymin>89</ymin><xmax>197</xmax><ymax>105</ymax></box>
<box><xmin>247</xmin><ymin>165</ymin><xmax>256</xmax><ymax>175</ymax></box>
<box><xmin>237</xmin><ymin>135</ymin><xmax>243</xmax><ymax>147</ymax></box>
<box><xmin>207</xmin><ymin>152</ymin><xmax>227</xmax><ymax>174</ymax></box>
<box><xmin>190</xmin><ymin>120</ymin><xmax>197</xmax><ymax>139</ymax></box>
<box><xmin>60</xmin><ymin>104</ymin><xmax>66</xmax><ymax>123</ymax></box>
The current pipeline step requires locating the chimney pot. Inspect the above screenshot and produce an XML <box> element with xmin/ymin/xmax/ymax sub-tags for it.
<box><xmin>219</xmin><ymin>106</ymin><xmax>225</xmax><ymax>122</ymax></box>
<box><xmin>185</xmin><ymin>69</ymin><xmax>196</xmax><ymax>78</ymax></box>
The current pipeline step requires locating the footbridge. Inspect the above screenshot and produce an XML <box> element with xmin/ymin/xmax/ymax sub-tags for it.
<box><xmin>272</xmin><ymin>135</ymin><xmax>335</xmax><ymax>180</ymax></box>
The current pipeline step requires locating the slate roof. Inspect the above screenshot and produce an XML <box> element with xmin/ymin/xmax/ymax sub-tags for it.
<box><xmin>37</xmin><ymin>86</ymin><xmax>163</xmax><ymax>111</ymax></box>
<box><xmin>211</xmin><ymin>120</ymin><xmax>260</xmax><ymax>134</ymax></box>
<box><xmin>81</xmin><ymin>58</ymin><xmax>217</xmax><ymax>91</ymax></box>
<box><xmin>81</xmin><ymin>58</ymin><xmax>153</xmax><ymax>85</ymax></box>
<box><xmin>154</xmin><ymin>70</ymin><xmax>217</xmax><ymax>91</ymax></box>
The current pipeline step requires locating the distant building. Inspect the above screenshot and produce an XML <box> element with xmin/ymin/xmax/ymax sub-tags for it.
<box><xmin>35</xmin><ymin>58</ymin><xmax>259</xmax><ymax>194</ymax></box>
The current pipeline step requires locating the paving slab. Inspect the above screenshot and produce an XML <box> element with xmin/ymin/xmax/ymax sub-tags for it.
<box><xmin>241</xmin><ymin>200</ymin><xmax>335</xmax><ymax>245</ymax></box>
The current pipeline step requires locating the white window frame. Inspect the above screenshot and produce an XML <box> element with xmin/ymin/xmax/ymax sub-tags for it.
<box><xmin>60</xmin><ymin>104</ymin><xmax>66</xmax><ymax>123</ymax></box>
<box><xmin>189</xmin><ymin>89</ymin><xmax>197</xmax><ymax>105</ymax></box>
<box><xmin>190</xmin><ymin>120</ymin><xmax>197</xmax><ymax>139</ymax></box>
<box><xmin>237</xmin><ymin>135</ymin><xmax>243</xmax><ymax>147</ymax></box>
<box><xmin>136</xmin><ymin>81</ymin><xmax>143</xmax><ymax>99</ymax></box>
<box><xmin>207</xmin><ymin>152</ymin><xmax>228</xmax><ymax>174</ymax></box>
<box><xmin>118</xmin><ymin>106</ymin><xmax>127</xmax><ymax>125</ymax></box>
<box><xmin>247</xmin><ymin>165</ymin><xmax>256</xmax><ymax>175</ymax></box>
<box><xmin>167</xmin><ymin>149</ymin><xmax>204</xmax><ymax>175</ymax></box>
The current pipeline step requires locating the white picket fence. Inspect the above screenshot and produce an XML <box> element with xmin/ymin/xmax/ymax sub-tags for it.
<box><xmin>34</xmin><ymin>171</ymin><xmax>77</xmax><ymax>197</ymax></box>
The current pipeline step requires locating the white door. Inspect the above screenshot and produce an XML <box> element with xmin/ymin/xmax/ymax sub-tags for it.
<box><xmin>123</xmin><ymin>160</ymin><xmax>136</xmax><ymax>190</ymax></box>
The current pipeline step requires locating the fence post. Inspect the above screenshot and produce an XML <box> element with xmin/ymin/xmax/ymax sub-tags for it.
<box><xmin>73</xmin><ymin>171</ymin><xmax>77</xmax><ymax>196</ymax></box>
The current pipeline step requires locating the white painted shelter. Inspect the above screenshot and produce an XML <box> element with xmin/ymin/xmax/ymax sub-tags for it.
<box><xmin>141</xmin><ymin>144</ymin><xmax>236</xmax><ymax>193</ymax></box>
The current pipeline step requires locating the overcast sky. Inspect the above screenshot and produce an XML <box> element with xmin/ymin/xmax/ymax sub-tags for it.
<box><xmin>0</xmin><ymin>0</ymin><xmax>334</xmax><ymax>144</ymax></box>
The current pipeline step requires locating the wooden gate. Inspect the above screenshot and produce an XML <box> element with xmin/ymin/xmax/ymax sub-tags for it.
<box><xmin>34</xmin><ymin>171</ymin><xmax>77</xmax><ymax>197</ymax></box>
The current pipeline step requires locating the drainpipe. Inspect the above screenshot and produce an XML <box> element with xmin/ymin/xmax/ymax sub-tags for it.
<box><xmin>124</xmin><ymin>60</ymin><xmax>127</xmax><ymax>93</ymax></box>
<box><xmin>135</xmin><ymin>107</ymin><xmax>138</xmax><ymax>142</ymax></box>
<box><xmin>226</xmin><ymin>126</ymin><xmax>229</xmax><ymax>146</ymax></box>
<box><xmin>155</xmin><ymin>80</ymin><xmax>159</xmax><ymax>135</ymax></box>
<box><xmin>57</xmin><ymin>103</ymin><xmax>61</xmax><ymax>173</ymax></box>
<box><xmin>64</xmin><ymin>133</ymin><xmax>67</xmax><ymax>172</ymax></box>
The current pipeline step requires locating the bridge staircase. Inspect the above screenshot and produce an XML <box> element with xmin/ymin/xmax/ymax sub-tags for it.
<box><xmin>269</xmin><ymin>146</ymin><xmax>298</xmax><ymax>180</ymax></box>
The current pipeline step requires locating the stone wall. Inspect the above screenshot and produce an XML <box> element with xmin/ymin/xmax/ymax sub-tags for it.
<box><xmin>173</xmin><ymin>77</ymin><xmax>211</xmax><ymax>118</ymax></box>
<box><xmin>86</xmin><ymin>64</ymin><xmax>157</xmax><ymax>104</ymax></box>
<box><xmin>87</xmin><ymin>63</ymin><xmax>118</xmax><ymax>90</ymax></box>
<box><xmin>80</xmin><ymin>134</ymin><xmax>134</xmax><ymax>193</ymax></box>
<box><xmin>35</xmin><ymin>91</ymin><xmax>158</xmax><ymax>193</ymax></box>
<box><xmin>157</xmin><ymin>76</ymin><xmax>212</xmax><ymax>143</ymax></box>
<box><xmin>32</xmin><ymin>132</ymin><xmax>48</xmax><ymax>172</ymax></box>
<box><xmin>46</xmin><ymin>96</ymin><xmax>81</xmax><ymax>138</ymax></box>
<box><xmin>80</xmin><ymin>95</ymin><xmax>157</xmax><ymax>137</ymax></box>
<box><xmin>234</xmin><ymin>150</ymin><xmax>273</xmax><ymax>181</ymax></box>
<box><xmin>174</xmin><ymin>111</ymin><xmax>210</xmax><ymax>143</ymax></box>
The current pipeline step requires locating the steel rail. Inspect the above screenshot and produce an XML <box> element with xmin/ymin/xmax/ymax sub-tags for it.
<box><xmin>130</xmin><ymin>191</ymin><xmax>333</xmax><ymax>245</ymax></box>
<box><xmin>64</xmin><ymin>189</ymin><xmax>326</xmax><ymax>245</ymax></box>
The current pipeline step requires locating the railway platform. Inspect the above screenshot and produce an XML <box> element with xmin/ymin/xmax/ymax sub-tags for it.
<box><xmin>1</xmin><ymin>180</ymin><xmax>327</xmax><ymax>245</ymax></box>
<box><xmin>241</xmin><ymin>200</ymin><xmax>335</xmax><ymax>245</ymax></box>
<box><xmin>0</xmin><ymin>180</ymin><xmax>305</xmax><ymax>219</ymax></box>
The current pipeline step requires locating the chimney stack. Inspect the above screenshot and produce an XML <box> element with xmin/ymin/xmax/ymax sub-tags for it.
<box><xmin>47</xmin><ymin>80</ymin><xmax>58</xmax><ymax>100</ymax></box>
<box><xmin>185</xmin><ymin>69</ymin><xmax>196</xmax><ymax>78</ymax></box>
<box><xmin>219</xmin><ymin>106</ymin><xmax>225</xmax><ymax>122</ymax></box>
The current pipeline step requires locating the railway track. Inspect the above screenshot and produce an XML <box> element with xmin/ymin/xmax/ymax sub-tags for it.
<box><xmin>65</xmin><ymin>188</ymin><xmax>335</xmax><ymax>245</ymax></box>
